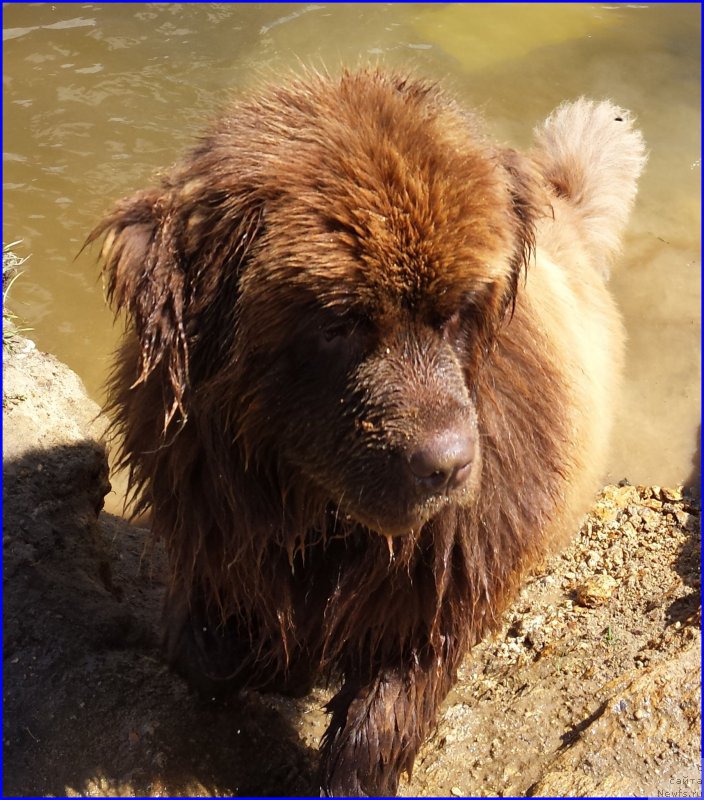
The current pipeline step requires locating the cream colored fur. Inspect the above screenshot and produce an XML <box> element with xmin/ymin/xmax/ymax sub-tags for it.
<box><xmin>527</xmin><ymin>99</ymin><xmax>646</xmax><ymax>546</ymax></box>
<box><xmin>532</xmin><ymin>98</ymin><xmax>647</xmax><ymax>276</ymax></box>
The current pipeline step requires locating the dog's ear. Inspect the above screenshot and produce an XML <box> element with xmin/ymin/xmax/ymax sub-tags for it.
<box><xmin>87</xmin><ymin>178</ymin><xmax>263</xmax><ymax>429</ymax></box>
<box><xmin>87</xmin><ymin>189</ymin><xmax>190</xmax><ymax>428</ymax></box>
<box><xmin>499</xmin><ymin>148</ymin><xmax>549</xmax><ymax>300</ymax></box>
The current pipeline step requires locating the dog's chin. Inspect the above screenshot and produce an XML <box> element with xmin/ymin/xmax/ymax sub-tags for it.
<box><xmin>344</xmin><ymin>495</ymin><xmax>458</xmax><ymax>539</ymax></box>
<box><xmin>319</xmin><ymin>457</ymin><xmax>481</xmax><ymax>539</ymax></box>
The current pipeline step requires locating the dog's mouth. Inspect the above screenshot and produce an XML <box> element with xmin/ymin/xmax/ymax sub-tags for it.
<box><xmin>339</xmin><ymin>504</ymin><xmax>441</xmax><ymax>538</ymax></box>
<box><xmin>330</xmin><ymin>469</ymin><xmax>478</xmax><ymax>539</ymax></box>
<box><xmin>367</xmin><ymin>510</ymin><xmax>445</xmax><ymax>538</ymax></box>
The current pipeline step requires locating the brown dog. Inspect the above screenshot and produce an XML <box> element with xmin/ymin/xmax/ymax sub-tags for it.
<box><xmin>89</xmin><ymin>69</ymin><xmax>645</xmax><ymax>796</ymax></box>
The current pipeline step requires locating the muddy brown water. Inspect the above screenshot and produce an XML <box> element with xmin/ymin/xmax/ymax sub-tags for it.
<box><xmin>3</xmin><ymin>2</ymin><xmax>701</xmax><ymax>495</ymax></box>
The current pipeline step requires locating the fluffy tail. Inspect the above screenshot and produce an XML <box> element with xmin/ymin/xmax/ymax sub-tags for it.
<box><xmin>532</xmin><ymin>98</ymin><xmax>647</xmax><ymax>268</ymax></box>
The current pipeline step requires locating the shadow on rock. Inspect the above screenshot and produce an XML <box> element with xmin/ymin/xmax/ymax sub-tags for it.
<box><xmin>683</xmin><ymin>422</ymin><xmax>700</xmax><ymax>498</ymax></box>
<box><xmin>668</xmin><ymin>463</ymin><xmax>701</xmax><ymax>625</ymax></box>
<box><xmin>3</xmin><ymin>442</ymin><xmax>318</xmax><ymax>797</ymax></box>
<box><xmin>667</xmin><ymin>498</ymin><xmax>701</xmax><ymax>628</ymax></box>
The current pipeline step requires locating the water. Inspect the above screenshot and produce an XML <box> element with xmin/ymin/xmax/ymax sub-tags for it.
<box><xmin>3</xmin><ymin>2</ymin><xmax>700</xmax><ymax>490</ymax></box>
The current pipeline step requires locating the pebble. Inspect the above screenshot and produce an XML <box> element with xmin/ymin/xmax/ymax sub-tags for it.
<box><xmin>585</xmin><ymin>550</ymin><xmax>600</xmax><ymax>569</ymax></box>
<box><xmin>575</xmin><ymin>575</ymin><xmax>618</xmax><ymax>607</ymax></box>
<box><xmin>640</xmin><ymin>508</ymin><xmax>660</xmax><ymax>531</ymax></box>
<box><xmin>674</xmin><ymin>510</ymin><xmax>697</xmax><ymax>531</ymax></box>
<box><xmin>620</xmin><ymin>521</ymin><xmax>637</xmax><ymax>538</ymax></box>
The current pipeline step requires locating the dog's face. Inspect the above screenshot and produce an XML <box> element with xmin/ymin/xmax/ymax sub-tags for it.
<box><xmin>96</xmin><ymin>72</ymin><xmax>542</xmax><ymax>537</ymax></box>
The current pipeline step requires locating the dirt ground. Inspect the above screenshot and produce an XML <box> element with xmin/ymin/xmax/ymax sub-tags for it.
<box><xmin>3</xmin><ymin>337</ymin><xmax>701</xmax><ymax>797</ymax></box>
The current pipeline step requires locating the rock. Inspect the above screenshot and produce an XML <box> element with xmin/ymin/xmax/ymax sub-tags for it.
<box><xmin>674</xmin><ymin>510</ymin><xmax>698</xmax><ymax>532</ymax></box>
<box><xmin>3</xmin><ymin>336</ymin><xmax>107</xmax><ymax>461</ymax></box>
<box><xmin>640</xmin><ymin>507</ymin><xmax>661</xmax><ymax>531</ymax></box>
<box><xmin>3</xmin><ymin>338</ymin><xmax>111</xmax><ymax>573</ymax></box>
<box><xmin>575</xmin><ymin>574</ymin><xmax>618</xmax><ymax>607</ymax></box>
<box><xmin>527</xmin><ymin>642</ymin><xmax>701</xmax><ymax>797</ymax></box>
<box><xmin>661</xmin><ymin>487</ymin><xmax>683</xmax><ymax>502</ymax></box>
<box><xmin>601</xmin><ymin>484</ymin><xmax>639</xmax><ymax>507</ymax></box>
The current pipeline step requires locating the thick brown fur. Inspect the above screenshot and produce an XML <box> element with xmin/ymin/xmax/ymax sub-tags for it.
<box><xmin>88</xmin><ymin>69</ymin><xmax>646</xmax><ymax>796</ymax></box>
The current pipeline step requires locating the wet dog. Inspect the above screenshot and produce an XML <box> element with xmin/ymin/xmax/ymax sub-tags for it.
<box><xmin>89</xmin><ymin>69</ymin><xmax>645</xmax><ymax>796</ymax></box>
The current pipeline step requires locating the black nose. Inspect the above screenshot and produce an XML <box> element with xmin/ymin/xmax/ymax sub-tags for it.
<box><xmin>408</xmin><ymin>428</ymin><xmax>475</xmax><ymax>494</ymax></box>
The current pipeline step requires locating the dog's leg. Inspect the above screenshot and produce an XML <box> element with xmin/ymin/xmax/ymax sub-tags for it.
<box><xmin>161</xmin><ymin>586</ymin><xmax>253</xmax><ymax>699</ymax></box>
<box><xmin>319</xmin><ymin>658</ymin><xmax>450</xmax><ymax>796</ymax></box>
<box><xmin>162</xmin><ymin>586</ymin><xmax>314</xmax><ymax>699</ymax></box>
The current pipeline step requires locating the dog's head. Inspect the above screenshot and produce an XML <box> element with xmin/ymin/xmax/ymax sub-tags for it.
<box><xmin>91</xmin><ymin>70</ymin><xmax>545</xmax><ymax>537</ymax></box>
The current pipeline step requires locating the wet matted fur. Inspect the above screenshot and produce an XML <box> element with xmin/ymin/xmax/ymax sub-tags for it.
<box><xmin>88</xmin><ymin>69</ymin><xmax>646</xmax><ymax>796</ymax></box>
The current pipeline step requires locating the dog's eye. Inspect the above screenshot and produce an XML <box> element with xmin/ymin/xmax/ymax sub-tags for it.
<box><xmin>431</xmin><ymin>309</ymin><xmax>462</xmax><ymax>334</ymax></box>
<box><xmin>322</xmin><ymin>322</ymin><xmax>354</xmax><ymax>343</ymax></box>
<box><xmin>444</xmin><ymin>310</ymin><xmax>462</xmax><ymax>330</ymax></box>
<box><xmin>316</xmin><ymin>317</ymin><xmax>363</xmax><ymax>355</ymax></box>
